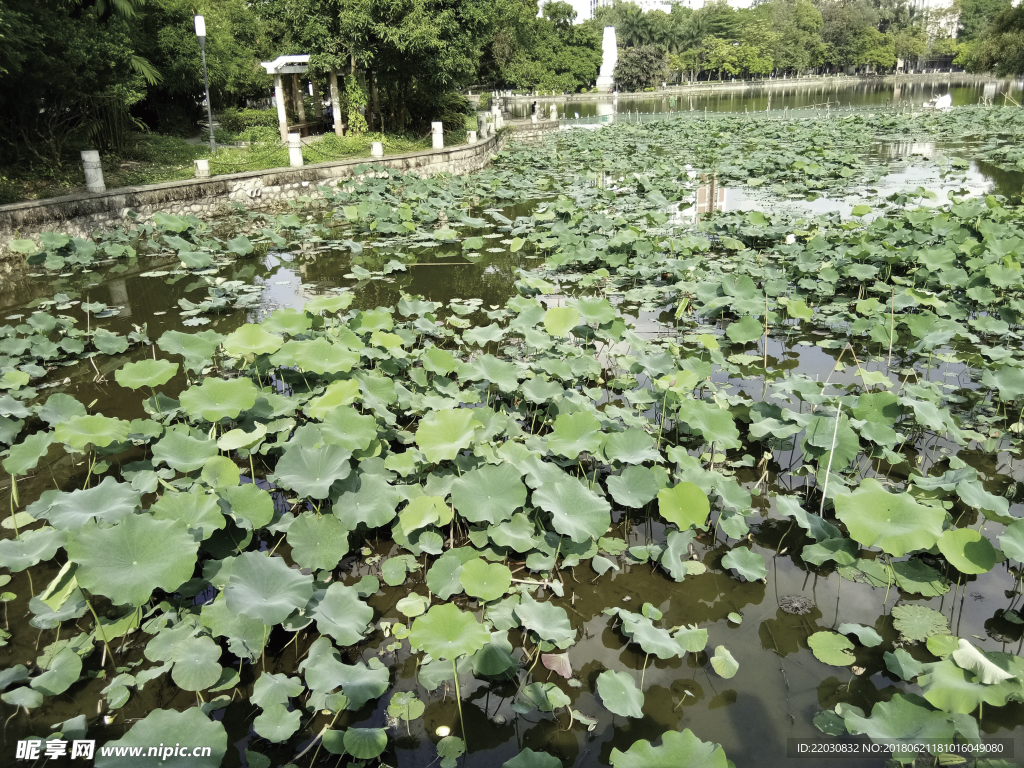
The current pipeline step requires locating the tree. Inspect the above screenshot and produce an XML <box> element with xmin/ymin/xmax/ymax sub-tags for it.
<box><xmin>954</xmin><ymin>0</ymin><xmax>1011</xmax><ymax>41</ymax></box>
<box><xmin>816</xmin><ymin>0</ymin><xmax>881</xmax><ymax>68</ymax></box>
<box><xmin>969</xmin><ymin>6</ymin><xmax>1024</xmax><ymax>74</ymax></box>
<box><xmin>893</xmin><ymin>27</ymin><xmax>928</xmax><ymax>63</ymax></box>
<box><xmin>614</xmin><ymin>44</ymin><xmax>667</xmax><ymax>90</ymax></box>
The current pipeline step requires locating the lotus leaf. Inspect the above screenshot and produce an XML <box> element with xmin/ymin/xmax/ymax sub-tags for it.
<box><xmin>333</xmin><ymin>473</ymin><xmax>402</xmax><ymax>529</ymax></box>
<box><xmin>272</xmin><ymin>338</ymin><xmax>360</xmax><ymax>374</ymax></box>
<box><xmin>224</xmin><ymin>552</ymin><xmax>314</xmax><ymax>626</ymax></box>
<box><xmin>222</xmin><ymin>325</ymin><xmax>283</xmax><ymax>357</ymax></box>
<box><xmin>918</xmin><ymin>659</ymin><xmax>1017</xmax><ymax>714</ymax></box>
<box><xmin>55</xmin><ymin>415</ymin><xmax>130</xmax><ymax>450</ymax></box>
<box><xmin>543</xmin><ymin>306</ymin><xmax>580</xmax><ymax>337</ymax></box>
<box><xmin>608</xmin><ymin>465</ymin><xmax>664</xmax><ymax>508</ymax></box>
<box><xmin>115</xmin><ymin>359</ymin><xmax>178</xmax><ymax>390</ymax></box>
<box><xmin>532</xmin><ymin>475</ymin><xmax>611</xmax><ymax>543</ymax></box>
<box><xmin>451</xmin><ymin>463</ymin><xmax>527</xmax><ymax>524</ymax></box>
<box><xmin>151</xmin><ymin>490</ymin><xmax>224</xmax><ymax>540</ymax></box>
<box><xmin>274</xmin><ymin>444</ymin><xmax>351</xmax><ymax>499</ymax></box>
<box><xmin>999</xmin><ymin>520</ymin><xmax>1024</xmax><ymax>562</ymax></box>
<box><xmin>67</xmin><ymin>514</ymin><xmax>198</xmax><ymax>606</ymax></box>
<box><xmin>891</xmin><ymin>604</ymin><xmax>949</xmax><ymax>642</ymax></box>
<box><xmin>884</xmin><ymin>648</ymin><xmax>925</xmax><ymax>681</ymax></box>
<box><xmin>306</xmin><ymin>379</ymin><xmax>362</xmax><ymax>418</ymax></box>
<box><xmin>0</xmin><ymin>527</ymin><xmax>65</xmax><ymax>571</ymax></box>
<box><xmin>514</xmin><ymin>592</ymin><xmax>576</xmax><ymax>648</ymax></box>
<box><xmin>220</xmin><ymin>483</ymin><xmax>274</xmax><ymax>529</ymax></box>
<box><xmin>169</xmin><ymin>634</ymin><xmax>222</xmax><ymax>691</ymax></box>
<box><xmin>311</xmin><ymin>583</ymin><xmax>373</xmax><ymax>645</ymax></box>
<box><xmin>710</xmin><ymin>646</ymin><xmax>738</xmax><ymax>679</ymax></box>
<box><xmin>409</xmin><ymin>603</ymin><xmax>490</xmax><ymax>660</ymax></box>
<box><xmin>252</xmin><ymin>673</ymin><xmax>303</xmax><ymax>709</ymax></box>
<box><xmin>610</xmin><ymin>729</ymin><xmax>728</xmax><ymax>768</ymax></box>
<box><xmin>287</xmin><ymin>512</ymin><xmax>349</xmax><ymax>570</ymax></box>
<box><xmin>597</xmin><ymin>669</ymin><xmax>645</xmax><ymax>718</ymax></box>
<box><xmin>518</xmin><ymin>682</ymin><xmax>570</xmax><ymax>712</ymax></box>
<box><xmin>30</xmin><ymin>645</ymin><xmax>82</xmax><ymax>696</ymax></box>
<box><xmin>459</xmin><ymin>558</ymin><xmax>512</xmax><ymax>602</ymax></box>
<box><xmin>343</xmin><ymin>728</ymin><xmax>387</xmax><ymax>759</ymax></box>
<box><xmin>253</xmin><ymin>703</ymin><xmax>301</xmax><ymax>742</ymax></box>
<box><xmin>720</xmin><ymin>546</ymin><xmax>766</xmax><ymax>581</ymax></box>
<box><xmin>547</xmin><ymin>411</ymin><xmax>602</xmax><ymax>459</ymax></box>
<box><xmin>936</xmin><ymin>527</ymin><xmax>997</xmax><ymax>575</ymax></box>
<box><xmin>152</xmin><ymin>429</ymin><xmax>218</xmax><ymax>473</ymax></box>
<box><xmin>657</xmin><ymin>482</ymin><xmax>710</xmax><ymax>531</ymax></box>
<box><xmin>415</xmin><ymin>409</ymin><xmax>482</xmax><ymax>463</ymax></box>
<box><xmin>808</xmin><ymin>631</ymin><xmax>855</xmax><ymax>666</ymax></box>
<box><xmin>94</xmin><ymin>707</ymin><xmax>227</xmax><ymax>768</ymax></box>
<box><xmin>834</xmin><ymin>479</ymin><xmax>944</xmax><ymax>557</ymax></box>
<box><xmin>179</xmin><ymin>377</ymin><xmax>258</xmax><ymax>422</ymax></box>
<box><xmin>28</xmin><ymin>476</ymin><xmax>139</xmax><ymax>530</ymax></box>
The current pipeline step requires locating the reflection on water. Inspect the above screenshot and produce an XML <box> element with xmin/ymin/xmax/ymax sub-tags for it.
<box><xmin>510</xmin><ymin>78</ymin><xmax>1019</xmax><ymax>122</ymax></box>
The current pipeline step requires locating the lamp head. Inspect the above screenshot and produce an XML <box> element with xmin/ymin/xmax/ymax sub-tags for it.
<box><xmin>194</xmin><ymin>15</ymin><xmax>206</xmax><ymax>38</ymax></box>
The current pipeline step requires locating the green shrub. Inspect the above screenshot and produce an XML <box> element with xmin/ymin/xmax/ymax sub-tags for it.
<box><xmin>478</xmin><ymin>93</ymin><xmax>492</xmax><ymax>110</ymax></box>
<box><xmin>579</xmin><ymin>87</ymin><xmax>589</xmax><ymax>93</ymax></box>
<box><xmin>219</xmin><ymin>108</ymin><xmax>277</xmax><ymax>134</ymax></box>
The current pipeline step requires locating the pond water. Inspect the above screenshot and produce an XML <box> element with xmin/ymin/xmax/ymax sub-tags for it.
<box><xmin>508</xmin><ymin>78</ymin><xmax>1021</xmax><ymax>124</ymax></box>
<box><xmin>4</xmin><ymin>108</ymin><xmax>1024</xmax><ymax>768</ymax></box>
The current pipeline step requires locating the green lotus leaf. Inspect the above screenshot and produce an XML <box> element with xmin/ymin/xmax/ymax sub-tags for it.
<box><xmin>674</xmin><ymin>624</ymin><xmax>709</xmax><ymax>653</ymax></box>
<box><xmin>884</xmin><ymin>648</ymin><xmax>925</xmax><ymax>681</ymax></box>
<box><xmin>114</xmin><ymin>359</ymin><xmax>178</xmax><ymax>390</ymax></box>
<box><xmin>927</xmin><ymin>634</ymin><xmax>960</xmax><ymax>659</ymax></box>
<box><xmin>984</xmin><ymin>364</ymin><xmax>1024</xmax><ymax>401</ymax></box>
<box><xmin>253</xmin><ymin>703</ymin><xmax>301</xmax><ymax>743</ymax></box>
<box><xmin>200</xmin><ymin>456</ymin><xmax>239</xmax><ymax>489</ymax></box>
<box><xmin>720</xmin><ymin>546</ymin><xmax>766</xmax><ymax>581</ymax></box>
<box><xmin>459</xmin><ymin>558</ymin><xmax>512</xmax><ymax>602</ymax></box>
<box><xmin>152</xmin><ymin>429</ymin><xmax>218</xmax><ymax>473</ymax></box>
<box><xmin>271</xmin><ymin>338</ymin><xmax>360</xmax><ymax>374</ymax></box>
<box><xmin>547</xmin><ymin>411</ymin><xmax>601</xmax><ymax>460</ymax></box>
<box><xmin>252</xmin><ymin>673</ymin><xmax>303</xmax><ymax>709</ymax></box>
<box><xmin>95</xmin><ymin>707</ymin><xmax>227</xmax><ymax>768</ymax></box>
<box><xmin>343</xmin><ymin>728</ymin><xmax>387</xmax><ymax>759</ymax></box>
<box><xmin>919</xmin><ymin>659</ymin><xmax>1017</xmax><ymax>714</ymax></box>
<box><xmin>170</xmin><ymin>634</ymin><xmax>222</xmax><ymax>691</ymax></box>
<box><xmin>834</xmin><ymin>478</ymin><xmax>944</xmax><ymax>557</ymax></box>
<box><xmin>28</xmin><ymin>476</ymin><xmax>140</xmax><ymax>530</ymax></box>
<box><xmin>999</xmin><ymin>519</ymin><xmax>1024</xmax><ymax>563</ymax></box>
<box><xmin>710</xmin><ymin>646</ymin><xmax>738</xmax><ymax>679</ymax></box>
<box><xmin>151</xmin><ymin>489</ymin><xmax>225</xmax><ymax>541</ymax></box>
<box><xmin>274</xmin><ymin>444</ymin><xmax>351</xmax><ymax>499</ymax></box>
<box><xmin>836</xmin><ymin>623</ymin><xmax>883</xmax><ymax>648</ymax></box>
<box><xmin>351</xmin><ymin>308</ymin><xmax>394</xmax><ymax>333</ymax></box>
<box><xmin>299</xmin><ymin>637</ymin><xmax>388</xmax><ymax>708</ymax></box>
<box><xmin>936</xmin><ymin>527</ymin><xmax>997</xmax><ymax>575</ymax></box>
<box><xmin>891</xmin><ymin>604</ymin><xmax>949</xmax><ymax>643</ymax></box>
<box><xmin>332</xmin><ymin>473</ymin><xmax>402</xmax><ymax>529</ymax></box>
<box><xmin>220</xmin><ymin>483</ymin><xmax>274</xmax><ymax>529</ymax></box>
<box><xmin>399</xmin><ymin>495</ymin><xmax>448</xmax><ymax>535</ymax></box>
<box><xmin>1</xmin><ymin>687</ymin><xmax>43</xmax><ymax>709</ymax></box>
<box><xmin>503</xmin><ymin>749</ymin><xmax>562</xmax><ymax>768</ymax></box>
<box><xmin>488</xmin><ymin>512</ymin><xmax>538</xmax><ymax>552</ymax></box>
<box><xmin>573</xmin><ymin>296</ymin><xmax>616</xmax><ymax>325</ymax></box>
<box><xmin>318</xmin><ymin>406</ymin><xmax>377</xmax><ymax>452</ymax></box>
<box><xmin>397</xmin><ymin>593</ymin><xmax>430</xmax><ymax>617</ymax></box>
<box><xmin>0</xmin><ymin>526</ymin><xmax>65</xmax><ymax>571</ymax></box>
<box><xmin>463</xmin><ymin>323</ymin><xmax>504</xmax><ymax>346</ymax></box>
<box><xmin>608</xmin><ymin>466</ymin><xmax>664</xmax><ymax>508</ymax></box>
<box><xmin>451</xmin><ymin>463</ymin><xmax>527</xmax><ymax>524</ymax></box>
<box><xmin>35</xmin><ymin>393</ymin><xmax>87</xmax><ymax>426</ymax></box>
<box><xmin>262</xmin><ymin>307</ymin><xmax>312</xmax><ymax>336</ymax></box>
<box><xmin>222</xmin><ymin>324</ymin><xmax>283</xmax><ymax>357</ymax></box>
<box><xmin>610</xmin><ymin>729</ymin><xmax>728</xmax><ymax>768</ymax></box>
<box><xmin>615</xmin><ymin>611</ymin><xmax>684</xmax><ymax>659</ymax></box>
<box><xmin>518</xmin><ymin>681</ymin><xmax>570</xmax><ymax>712</ymax></box>
<box><xmin>543</xmin><ymin>306</ymin><xmax>580</xmax><ymax>337</ymax></box>
<box><xmin>657</xmin><ymin>481</ymin><xmax>710</xmax><ymax>531</ymax></box>
<box><xmin>224</xmin><ymin>551</ymin><xmax>314</xmax><ymax>626</ymax></box>
<box><xmin>951</xmin><ymin>639</ymin><xmax>1015</xmax><ymax>685</ymax></box>
<box><xmin>426</xmin><ymin>551</ymin><xmax>470</xmax><ymax>599</ymax></box>
<box><xmin>305</xmin><ymin>294</ymin><xmax>353</xmax><ymax>314</ymax></box>
<box><xmin>202</xmin><ymin>595</ymin><xmax>266</xmax><ymax>661</ymax></box>
<box><xmin>179</xmin><ymin>377</ymin><xmax>258</xmax><ymax>422</ymax></box>
<box><xmin>55</xmin><ymin>414</ymin><xmax>130</xmax><ymax>450</ymax></box>
<box><xmin>157</xmin><ymin>330</ymin><xmax>225</xmax><ymax>373</ymax></box>
<box><xmin>852</xmin><ymin>391</ymin><xmax>902</xmax><ymax>425</ymax></box>
<box><xmin>287</xmin><ymin>512</ymin><xmax>349</xmax><ymax>570</ymax></box>
<box><xmin>409</xmin><ymin>603</ymin><xmax>491</xmax><ymax>660</ymax></box>
<box><xmin>312</xmin><ymin>583</ymin><xmax>373</xmax><ymax>646</ymax></box>
<box><xmin>471</xmin><ymin>629</ymin><xmax>517</xmax><ymax>677</ymax></box>
<box><xmin>601</xmin><ymin>428</ymin><xmax>660</xmax><ymax>464</ymax></box>
<box><xmin>513</xmin><ymin>592</ymin><xmax>575</xmax><ymax>648</ymax></box>
<box><xmin>597</xmin><ymin>669</ymin><xmax>645</xmax><ymax>718</ymax></box>
<box><xmin>677</xmin><ymin>399</ymin><xmax>741</xmax><ymax>450</ymax></box>
<box><xmin>415</xmin><ymin>409</ymin><xmax>482</xmax><ymax>463</ymax></box>
<box><xmin>533</xmin><ymin>475</ymin><xmax>611</xmax><ymax>543</ymax></box>
<box><xmin>30</xmin><ymin>645</ymin><xmax>82</xmax><ymax>696</ymax></box>
<box><xmin>305</xmin><ymin>380</ymin><xmax>362</xmax><ymax>418</ymax></box>
<box><xmin>808</xmin><ymin>631</ymin><xmax>855</xmax><ymax>666</ymax></box>
<box><xmin>726</xmin><ymin>316</ymin><xmax>763</xmax><ymax>344</ymax></box>
<box><xmin>66</xmin><ymin>513</ymin><xmax>198</xmax><ymax>606</ymax></box>
<box><xmin>891</xmin><ymin>558</ymin><xmax>950</xmax><ymax>597</ymax></box>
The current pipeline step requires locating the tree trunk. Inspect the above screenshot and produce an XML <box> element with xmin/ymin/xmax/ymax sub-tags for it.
<box><xmin>369</xmin><ymin>70</ymin><xmax>380</xmax><ymax>132</ymax></box>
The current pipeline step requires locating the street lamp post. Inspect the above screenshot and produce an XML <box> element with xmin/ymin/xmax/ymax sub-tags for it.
<box><xmin>195</xmin><ymin>15</ymin><xmax>216</xmax><ymax>155</ymax></box>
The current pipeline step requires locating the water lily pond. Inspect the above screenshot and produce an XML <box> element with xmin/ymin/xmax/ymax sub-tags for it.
<box><xmin>4</xmin><ymin>106</ymin><xmax>1024</xmax><ymax>768</ymax></box>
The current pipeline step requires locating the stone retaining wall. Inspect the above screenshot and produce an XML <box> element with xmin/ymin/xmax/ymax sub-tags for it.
<box><xmin>1</xmin><ymin>125</ymin><xmax>550</xmax><ymax>245</ymax></box>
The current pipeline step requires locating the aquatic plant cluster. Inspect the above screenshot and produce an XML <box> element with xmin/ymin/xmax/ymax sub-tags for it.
<box><xmin>3</xmin><ymin>106</ymin><xmax>1024</xmax><ymax>767</ymax></box>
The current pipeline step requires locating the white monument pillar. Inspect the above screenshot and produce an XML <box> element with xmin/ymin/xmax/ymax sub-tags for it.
<box><xmin>288</xmin><ymin>133</ymin><xmax>303</xmax><ymax>167</ymax></box>
<box><xmin>273</xmin><ymin>74</ymin><xmax>289</xmax><ymax>142</ymax></box>
<box><xmin>597</xmin><ymin>27</ymin><xmax>617</xmax><ymax>93</ymax></box>
<box><xmin>549</xmin><ymin>104</ymin><xmax>557</xmax><ymax>121</ymax></box>
<box><xmin>467</xmin><ymin>130</ymin><xmax>477</xmax><ymax>143</ymax></box>
<box><xmin>194</xmin><ymin>159</ymin><xmax>210</xmax><ymax>178</ymax></box>
<box><xmin>81</xmin><ymin>151</ymin><xmax>105</xmax><ymax>193</ymax></box>
<box><xmin>432</xmin><ymin>122</ymin><xmax>444</xmax><ymax>149</ymax></box>
<box><xmin>370</xmin><ymin>141</ymin><xmax>383</xmax><ymax>158</ymax></box>
<box><xmin>328</xmin><ymin>71</ymin><xmax>344</xmax><ymax>136</ymax></box>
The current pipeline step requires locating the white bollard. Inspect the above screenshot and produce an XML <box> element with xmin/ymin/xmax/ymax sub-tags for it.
<box><xmin>431</xmin><ymin>122</ymin><xmax>444</xmax><ymax>149</ymax></box>
<box><xmin>288</xmin><ymin>133</ymin><xmax>303</xmax><ymax>167</ymax></box>
<box><xmin>531</xmin><ymin>113</ymin><xmax>538</xmax><ymax>124</ymax></box>
<box><xmin>81</xmin><ymin>150</ymin><xmax>105</xmax><ymax>193</ymax></box>
<box><xmin>478</xmin><ymin>115</ymin><xmax>488</xmax><ymax>138</ymax></box>
<box><xmin>549</xmin><ymin>104</ymin><xmax>557</xmax><ymax>121</ymax></box>
<box><xmin>467</xmin><ymin>131</ymin><xmax>478</xmax><ymax>144</ymax></box>
<box><xmin>194</xmin><ymin>159</ymin><xmax>210</xmax><ymax>178</ymax></box>
<box><xmin>370</xmin><ymin>141</ymin><xmax>384</xmax><ymax>158</ymax></box>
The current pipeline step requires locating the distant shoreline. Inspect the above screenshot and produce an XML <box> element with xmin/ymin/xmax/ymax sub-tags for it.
<box><xmin>489</xmin><ymin>72</ymin><xmax>1005</xmax><ymax>103</ymax></box>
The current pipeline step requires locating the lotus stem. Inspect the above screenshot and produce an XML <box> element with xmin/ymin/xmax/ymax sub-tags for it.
<box><xmin>84</xmin><ymin>594</ymin><xmax>117</xmax><ymax>674</ymax></box>
<box><xmin>451</xmin><ymin>658</ymin><xmax>466</xmax><ymax>747</ymax></box>
<box><xmin>640</xmin><ymin>653</ymin><xmax>650</xmax><ymax>689</ymax></box>
<box><xmin>818</xmin><ymin>406</ymin><xmax>842</xmax><ymax>516</ymax></box>
<box><xmin>9</xmin><ymin>475</ymin><xmax>19</xmax><ymax>540</ymax></box>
